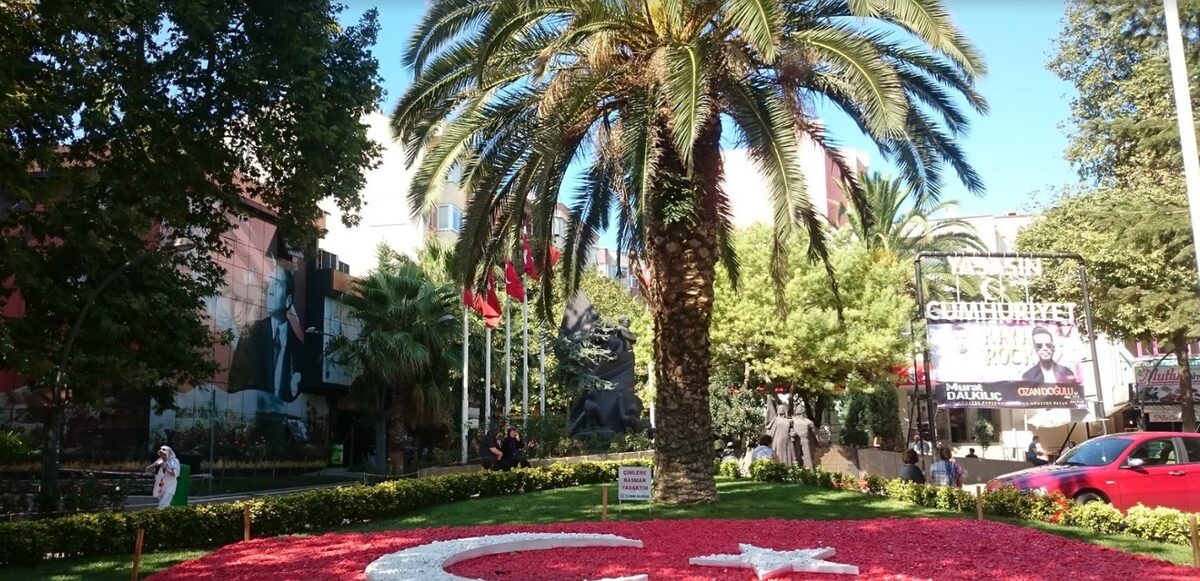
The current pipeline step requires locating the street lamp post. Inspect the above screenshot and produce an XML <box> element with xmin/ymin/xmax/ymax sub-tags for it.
<box><xmin>42</xmin><ymin>236</ymin><xmax>194</xmax><ymax>506</ymax></box>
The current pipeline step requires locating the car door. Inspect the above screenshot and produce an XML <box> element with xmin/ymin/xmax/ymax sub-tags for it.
<box><xmin>1175</xmin><ymin>436</ymin><xmax>1200</xmax><ymax>512</ymax></box>
<box><xmin>1109</xmin><ymin>437</ymin><xmax>1189</xmax><ymax>511</ymax></box>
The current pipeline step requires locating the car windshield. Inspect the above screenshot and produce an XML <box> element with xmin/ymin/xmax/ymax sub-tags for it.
<box><xmin>1056</xmin><ymin>437</ymin><xmax>1133</xmax><ymax>467</ymax></box>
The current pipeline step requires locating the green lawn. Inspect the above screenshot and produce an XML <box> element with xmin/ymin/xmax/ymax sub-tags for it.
<box><xmin>2</xmin><ymin>479</ymin><xmax>1193</xmax><ymax>580</ymax></box>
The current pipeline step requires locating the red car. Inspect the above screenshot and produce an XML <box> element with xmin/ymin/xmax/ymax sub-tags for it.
<box><xmin>987</xmin><ymin>432</ymin><xmax>1200</xmax><ymax>512</ymax></box>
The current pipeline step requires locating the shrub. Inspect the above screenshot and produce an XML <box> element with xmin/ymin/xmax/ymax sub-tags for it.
<box><xmin>749</xmin><ymin>460</ymin><xmax>788</xmax><ymax>482</ymax></box>
<box><xmin>980</xmin><ymin>485</ymin><xmax>1029</xmax><ymax>518</ymax></box>
<box><xmin>1062</xmin><ymin>501</ymin><xmax>1125</xmax><ymax>534</ymax></box>
<box><xmin>1025</xmin><ymin>493</ymin><xmax>1073</xmax><ymax>523</ymax></box>
<box><xmin>717</xmin><ymin>460</ymin><xmax>742</xmax><ymax>479</ymax></box>
<box><xmin>0</xmin><ymin>460</ymin><xmax>648</xmax><ymax>566</ymax></box>
<box><xmin>1123</xmin><ymin>504</ymin><xmax>1190</xmax><ymax>545</ymax></box>
<box><xmin>864</xmin><ymin>475</ymin><xmax>888</xmax><ymax>496</ymax></box>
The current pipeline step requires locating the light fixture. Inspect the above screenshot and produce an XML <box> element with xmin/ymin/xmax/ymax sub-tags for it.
<box><xmin>165</xmin><ymin>237</ymin><xmax>196</xmax><ymax>253</ymax></box>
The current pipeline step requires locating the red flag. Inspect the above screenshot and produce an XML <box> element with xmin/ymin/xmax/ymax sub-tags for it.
<box><xmin>463</xmin><ymin>286</ymin><xmax>486</xmax><ymax>314</ymax></box>
<box><xmin>483</xmin><ymin>271</ymin><xmax>502</xmax><ymax>328</ymax></box>
<box><xmin>548</xmin><ymin>244</ymin><xmax>561</xmax><ymax>267</ymax></box>
<box><xmin>522</xmin><ymin>236</ymin><xmax>538</xmax><ymax>280</ymax></box>
<box><xmin>504</xmin><ymin>259</ymin><xmax>526</xmax><ymax>302</ymax></box>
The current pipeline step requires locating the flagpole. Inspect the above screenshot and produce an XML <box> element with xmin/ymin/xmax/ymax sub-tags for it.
<box><xmin>460</xmin><ymin>305</ymin><xmax>469</xmax><ymax>465</ymax></box>
<box><xmin>484</xmin><ymin>327</ymin><xmax>492</xmax><ymax>431</ymax></box>
<box><xmin>505</xmin><ymin>292</ymin><xmax>512</xmax><ymax>424</ymax></box>
<box><xmin>539</xmin><ymin>322</ymin><xmax>546</xmax><ymax>417</ymax></box>
<box><xmin>522</xmin><ymin>284</ymin><xmax>529</xmax><ymax>425</ymax></box>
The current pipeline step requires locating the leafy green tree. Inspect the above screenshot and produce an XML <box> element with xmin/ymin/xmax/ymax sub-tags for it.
<box><xmin>331</xmin><ymin>247</ymin><xmax>461</xmax><ymax>474</ymax></box>
<box><xmin>712</xmin><ymin>226</ymin><xmax>914</xmax><ymax>430</ymax></box>
<box><xmin>1050</xmin><ymin>0</ymin><xmax>1200</xmax><ymax>187</ymax></box>
<box><xmin>864</xmin><ymin>386</ymin><xmax>902</xmax><ymax>450</ymax></box>
<box><xmin>393</xmin><ymin>0</ymin><xmax>984</xmax><ymax>503</ymax></box>
<box><xmin>839</xmin><ymin>392</ymin><xmax>870</xmax><ymax>447</ymax></box>
<box><xmin>708</xmin><ymin>367</ymin><xmax>764</xmax><ymax>451</ymax></box>
<box><xmin>973</xmin><ymin>415</ymin><xmax>994</xmax><ymax>452</ymax></box>
<box><xmin>1016</xmin><ymin>185</ymin><xmax>1200</xmax><ymax>431</ymax></box>
<box><xmin>0</xmin><ymin>1</ymin><xmax>381</xmax><ymax>505</ymax></box>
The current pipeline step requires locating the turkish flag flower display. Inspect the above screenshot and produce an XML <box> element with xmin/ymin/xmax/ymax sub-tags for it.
<box><xmin>148</xmin><ymin>518</ymin><xmax>1198</xmax><ymax>581</ymax></box>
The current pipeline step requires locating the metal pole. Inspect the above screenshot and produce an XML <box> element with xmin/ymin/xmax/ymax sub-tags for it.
<box><xmin>913</xmin><ymin>258</ymin><xmax>938</xmax><ymax>449</ymax></box>
<box><xmin>505</xmin><ymin>293</ymin><xmax>512</xmax><ymax>423</ymax></box>
<box><xmin>461</xmin><ymin>306</ymin><xmax>470</xmax><ymax>464</ymax></box>
<box><xmin>1079</xmin><ymin>264</ymin><xmax>1108</xmax><ymax>435</ymax></box>
<box><xmin>539</xmin><ymin>324</ymin><xmax>546</xmax><ymax>417</ymax></box>
<box><xmin>522</xmin><ymin>290</ymin><xmax>529</xmax><ymax>425</ymax></box>
<box><xmin>208</xmin><ymin>387</ymin><xmax>216</xmax><ymax>495</ymax></box>
<box><xmin>485</xmin><ymin>327</ymin><xmax>492</xmax><ymax>431</ymax></box>
<box><xmin>1164</xmin><ymin>0</ymin><xmax>1200</xmax><ymax>284</ymax></box>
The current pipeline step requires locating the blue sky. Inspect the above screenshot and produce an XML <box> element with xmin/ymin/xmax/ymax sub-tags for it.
<box><xmin>342</xmin><ymin>0</ymin><xmax>1078</xmax><ymax>217</ymax></box>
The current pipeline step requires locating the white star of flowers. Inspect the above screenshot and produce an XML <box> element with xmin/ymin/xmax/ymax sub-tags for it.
<box><xmin>689</xmin><ymin>543</ymin><xmax>859</xmax><ymax>579</ymax></box>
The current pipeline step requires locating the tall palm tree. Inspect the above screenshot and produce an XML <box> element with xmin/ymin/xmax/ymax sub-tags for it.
<box><xmin>393</xmin><ymin>0</ymin><xmax>986</xmax><ymax>503</ymax></box>
<box><xmin>842</xmin><ymin>172</ymin><xmax>987</xmax><ymax>259</ymax></box>
<box><xmin>331</xmin><ymin>248</ymin><xmax>461</xmax><ymax>474</ymax></box>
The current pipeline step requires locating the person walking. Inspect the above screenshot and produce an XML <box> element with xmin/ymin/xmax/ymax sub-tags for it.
<box><xmin>929</xmin><ymin>447</ymin><xmax>963</xmax><ymax>488</ymax></box>
<box><xmin>146</xmin><ymin>445</ymin><xmax>181</xmax><ymax>509</ymax></box>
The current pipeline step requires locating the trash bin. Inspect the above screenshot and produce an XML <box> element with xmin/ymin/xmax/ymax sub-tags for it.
<box><xmin>330</xmin><ymin>444</ymin><xmax>344</xmax><ymax>466</ymax></box>
<box><xmin>170</xmin><ymin>464</ymin><xmax>191</xmax><ymax>507</ymax></box>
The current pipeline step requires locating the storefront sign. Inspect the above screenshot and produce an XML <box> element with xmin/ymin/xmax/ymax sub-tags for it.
<box><xmin>1149</xmin><ymin>410</ymin><xmax>1183</xmax><ymax>423</ymax></box>
<box><xmin>1133</xmin><ymin>359</ymin><xmax>1200</xmax><ymax>404</ymax></box>
<box><xmin>618</xmin><ymin>466</ymin><xmax>652</xmax><ymax>502</ymax></box>
<box><xmin>935</xmin><ymin>381</ymin><xmax>1086</xmax><ymax>409</ymax></box>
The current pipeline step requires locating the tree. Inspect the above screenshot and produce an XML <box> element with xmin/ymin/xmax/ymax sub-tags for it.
<box><xmin>712</xmin><ymin>226</ymin><xmax>914</xmax><ymax>430</ymax></box>
<box><xmin>330</xmin><ymin>247</ymin><xmax>461</xmax><ymax>474</ymax></box>
<box><xmin>1050</xmin><ymin>0</ymin><xmax>1200</xmax><ymax>187</ymax></box>
<box><xmin>393</xmin><ymin>0</ymin><xmax>984</xmax><ymax>503</ymax></box>
<box><xmin>1016</xmin><ymin>185</ymin><xmax>1200</xmax><ymax>431</ymax></box>
<box><xmin>0</xmin><ymin>1</ymin><xmax>382</xmax><ymax>506</ymax></box>
<box><xmin>973</xmin><ymin>415</ymin><xmax>994</xmax><ymax>453</ymax></box>
<box><xmin>864</xmin><ymin>386</ymin><xmax>902</xmax><ymax>450</ymax></box>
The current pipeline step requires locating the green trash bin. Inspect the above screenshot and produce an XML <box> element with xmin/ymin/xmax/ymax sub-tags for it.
<box><xmin>330</xmin><ymin>444</ymin><xmax>344</xmax><ymax>466</ymax></box>
<box><xmin>170</xmin><ymin>464</ymin><xmax>191</xmax><ymax>507</ymax></box>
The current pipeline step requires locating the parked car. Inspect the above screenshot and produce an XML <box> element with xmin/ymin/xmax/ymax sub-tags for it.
<box><xmin>986</xmin><ymin>431</ymin><xmax>1200</xmax><ymax>512</ymax></box>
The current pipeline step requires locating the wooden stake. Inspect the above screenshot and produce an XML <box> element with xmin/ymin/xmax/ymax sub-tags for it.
<box><xmin>601</xmin><ymin>486</ymin><xmax>608</xmax><ymax>522</ymax></box>
<box><xmin>243</xmin><ymin>504</ymin><xmax>252</xmax><ymax>542</ymax></box>
<box><xmin>1190</xmin><ymin>514</ymin><xmax>1199</xmax><ymax>567</ymax></box>
<box><xmin>130</xmin><ymin>528</ymin><xmax>145</xmax><ymax>581</ymax></box>
<box><xmin>976</xmin><ymin>490</ymin><xmax>984</xmax><ymax>521</ymax></box>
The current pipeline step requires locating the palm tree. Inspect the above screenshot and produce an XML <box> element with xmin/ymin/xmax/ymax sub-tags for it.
<box><xmin>393</xmin><ymin>0</ymin><xmax>986</xmax><ymax>503</ymax></box>
<box><xmin>331</xmin><ymin>248</ymin><xmax>461</xmax><ymax>474</ymax></box>
<box><xmin>842</xmin><ymin>172</ymin><xmax>986</xmax><ymax>259</ymax></box>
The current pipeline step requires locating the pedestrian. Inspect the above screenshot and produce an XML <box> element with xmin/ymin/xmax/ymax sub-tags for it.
<box><xmin>929</xmin><ymin>447</ymin><xmax>963</xmax><ymax>488</ymax></box>
<box><xmin>146</xmin><ymin>445</ymin><xmax>181</xmax><ymax>509</ymax></box>
<box><xmin>899</xmin><ymin>449</ymin><xmax>925</xmax><ymax>484</ymax></box>
<box><xmin>965</xmin><ymin>448</ymin><xmax>979</xmax><ymax>459</ymax></box>
<box><xmin>501</xmin><ymin>427</ymin><xmax>530</xmax><ymax>470</ymax></box>
<box><xmin>909</xmin><ymin>433</ymin><xmax>931</xmax><ymax>455</ymax></box>
<box><xmin>750</xmin><ymin>434</ymin><xmax>776</xmax><ymax>462</ymax></box>
<box><xmin>1026</xmin><ymin>436</ymin><xmax>1048</xmax><ymax>466</ymax></box>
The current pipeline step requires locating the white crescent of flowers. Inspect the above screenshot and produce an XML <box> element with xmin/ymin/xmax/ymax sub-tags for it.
<box><xmin>364</xmin><ymin>532</ymin><xmax>647</xmax><ymax>581</ymax></box>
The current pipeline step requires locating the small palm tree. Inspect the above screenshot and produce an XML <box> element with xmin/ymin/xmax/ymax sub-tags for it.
<box><xmin>394</xmin><ymin>0</ymin><xmax>986</xmax><ymax>503</ymax></box>
<box><xmin>331</xmin><ymin>248</ymin><xmax>460</xmax><ymax>474</ymax></box>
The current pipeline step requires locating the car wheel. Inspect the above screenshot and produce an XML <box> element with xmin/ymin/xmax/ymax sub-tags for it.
<box><xmin>1074</xmin><ymin>492</ymin><xmax>1106</xmax><ymax>504</ymax></box>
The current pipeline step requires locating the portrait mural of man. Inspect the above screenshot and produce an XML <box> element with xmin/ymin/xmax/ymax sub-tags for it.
<box><xmin>227</xmin><ymin>229</ymin><xmax>306</xmax><ymax>403</ymax></box>
<box><xmin>1020</xmin><ymin>325</ymin><xmax>1079</xmax><ymax>385</ymax></box>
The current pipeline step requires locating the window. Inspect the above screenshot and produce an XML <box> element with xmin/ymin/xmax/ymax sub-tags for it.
<box><xmin>437</xmin><ymin>205</ymin><xmax>462</xmax><ymax>232</ymax></box>
<box><xmin>1181</xmin><ymin>438</ymin><xmax>1200</xmax><ymax>464</ymax></box>
<box><xmin>1128</xmin><ymin>438</ymin><xmax>1177</xmax><ymax>466</ymax></box>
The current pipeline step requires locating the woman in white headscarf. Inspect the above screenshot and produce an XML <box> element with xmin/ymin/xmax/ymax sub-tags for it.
<box><xmin>146</xmin><ymin>445</ymin><xmax>181</xmax><ymax>509</ymax></box>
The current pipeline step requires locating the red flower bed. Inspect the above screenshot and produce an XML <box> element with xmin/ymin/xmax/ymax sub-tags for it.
<box><xmin>149</xmin><ymin>518</ymin><xmax>1199</xmax><ymax>580</ymax></box>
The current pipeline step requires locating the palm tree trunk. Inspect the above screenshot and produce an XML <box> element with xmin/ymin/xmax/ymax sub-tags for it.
<box><xmin>645</xmin><ymin>118</ymin><xmax>722</xmax><ymax>504</ymax></box>
<box><xmin>388</xmin><ymin>401</ymin><xmax>406</xmax><ymax>475</ymax></box>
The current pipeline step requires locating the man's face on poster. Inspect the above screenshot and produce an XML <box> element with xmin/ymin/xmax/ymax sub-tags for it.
<box><xmin>1033</xmin><ymin>331</ymin><xmax>1055</xmax><ymax>364</ymax></box>
<box><xmin>951</xmin><ymin>324</ymin><xmax>970</xmax><ymax>354</ymax></box>
<box><xmin>266</xmin><ymin>264</ymin><xmax>291</xmax><ymax>316</ymax></box>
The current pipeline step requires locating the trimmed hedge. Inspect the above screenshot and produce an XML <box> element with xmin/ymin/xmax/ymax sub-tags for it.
<box><xmin>742</xmin><ymin>459</ymin><xmax>1199</xmax><ymax>549</ymax></box>
<box><xmin>0</xmin><ymin>460</ymin><xmax>649</xmax><ymax>566</ymax></box>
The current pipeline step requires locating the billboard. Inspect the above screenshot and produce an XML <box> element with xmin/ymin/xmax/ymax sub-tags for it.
<box><xmin>1133</xmin><ymin>358</ymin><xmax>1200</xmax><ymax>405</ymax></box>
<box><xmin>928</xmin><ymin>320</ymin><xmax>1087</xmax><ymax>409</ymax></box>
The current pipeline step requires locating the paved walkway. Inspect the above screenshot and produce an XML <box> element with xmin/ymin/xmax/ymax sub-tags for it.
<box><xmin>125</xmin><ymin>471</ymin><xmax>364</xmax><ymax>511</ymax></box>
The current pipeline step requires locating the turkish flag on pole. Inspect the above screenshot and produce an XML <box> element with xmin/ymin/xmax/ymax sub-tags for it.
<box><xmin>522</xmin><ymin>236</ymin><xmax>538</xmax><ymax>280</ymax></box>
<box><xmin>504</xmin><ymin>259</ymin><xmax>526</xmax><ymax>302</ymax></box>
<box><xmin>483</xmin><ymin>271</ymin><xmax>503</xmax><ymax>328</ymax></box>
<box><xmin>548</xmin><ymin>244</ymin><xmax>561</xmax><ymax>267</ymax></box>
<box><xmin>463</xmin><ymin>286</ymin><xmax>483</xmax><ymax>314</ymax></box>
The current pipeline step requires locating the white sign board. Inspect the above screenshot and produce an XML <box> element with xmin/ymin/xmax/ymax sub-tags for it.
<box><xmin>1150</xmin><ymin>410</ymin><xmax>1183</xmax><ymax>423</ymax></box>
<box><xmin>618</xmin><ymin>466</ymin><xmax>652</xmax><ymax>502</ymax></box>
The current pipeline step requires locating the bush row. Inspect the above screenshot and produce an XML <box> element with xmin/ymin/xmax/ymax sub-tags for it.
<box><xmin>0</xmin><ymin>460</ymin><xmax>649</xmax><ymax>567</ymax></box>
<box><xmin>742</xmin><ymin>460</ymin><xmax>1197</xmax><ymax>548</ymax></box>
